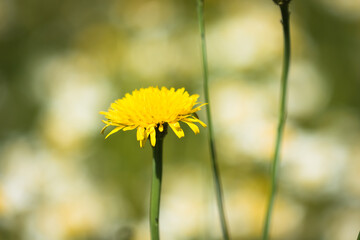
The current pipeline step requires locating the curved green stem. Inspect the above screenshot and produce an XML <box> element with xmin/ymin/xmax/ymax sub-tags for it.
<box><xmin>150</xmin><ymin>127</ymin><xmax>167</xmax><ymax>240</ymax></box>
<box><xmin>262</xmin><ymin>3</ymin><xmax>291</xmax><ymax>240</ymax></box>
<box><xmin>197</xmin><ymin>0</ymin><xmax>230</xmax><ymax>239</ymax></box>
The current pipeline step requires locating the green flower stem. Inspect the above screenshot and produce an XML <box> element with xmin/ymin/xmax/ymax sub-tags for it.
<box><xmin>197</xmin><ymin>0</ymin><xmax>230</xmax><ymax>239</ymax></box>
<box><xmin>262</xmin><ymin>3</ymin><xmax>291</xmax><ymax>240</ymax></box>
<box><xmin>150</xmin><ymin>127</ymin><xmax>167</xmax><ymax>240</ymax></box>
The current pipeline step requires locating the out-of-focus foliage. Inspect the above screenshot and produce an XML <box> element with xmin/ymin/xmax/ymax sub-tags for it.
<box><xmin>0</xmin><ymin>0</ymin><xmax>360</xmax><ymax>239</ymax></box>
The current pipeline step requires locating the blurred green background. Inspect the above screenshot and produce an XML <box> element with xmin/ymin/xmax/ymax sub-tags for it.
<box><xmin>1</xmin><ymin>0</ymin><xmax>360</xmax><ymax>239</ymax></box>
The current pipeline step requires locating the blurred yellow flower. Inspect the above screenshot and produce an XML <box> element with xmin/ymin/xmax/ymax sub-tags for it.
<box><xmin>100</xmin><ymin>86</ymin><xmax>206</xmax><ymax>147</ymax></box>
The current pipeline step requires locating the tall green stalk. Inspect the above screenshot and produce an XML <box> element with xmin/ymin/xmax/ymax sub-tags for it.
<box><xmin>197</xmin><ymin>0</ymin><xmax>230</xmax><ymax>239</ymax></box>
<box><xmin>262</xmin><ymin>2</ymin><xmax>291</xmax><ymax>240</ymax></box>
<box><xmin>150</xmin><ymin>127</ymin><xmax>167</xmax><ymax>240</ymax></box>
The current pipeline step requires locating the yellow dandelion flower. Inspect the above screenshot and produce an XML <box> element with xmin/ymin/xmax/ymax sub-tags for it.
<box><xmin>100</xmin><ymin>86</ymin><xmax>207</xmax><ymax>147</ymax></box>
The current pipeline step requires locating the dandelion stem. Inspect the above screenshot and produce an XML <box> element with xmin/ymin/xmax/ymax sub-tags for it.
<box><xmin>262</xmin><ymin>3</ymin><xmax>291</xmax><ymax>240</ymax></box>
<box><xmin>150</xmin><ymin>127</ymin><xmax>167</xmax><ymax>240</ymax></box>
<box><xmin>197</xmin><ymin>0</ymin><xmax>230</xmax><ymax>239</ymax></box>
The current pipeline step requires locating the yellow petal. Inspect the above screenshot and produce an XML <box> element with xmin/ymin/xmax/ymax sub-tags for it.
<box><xmin>137</xmin><ymin>127</ymin><xmax>145</xmax><ymax>141</ymax></box>
<box><xmin>169</xmin><ymin>122</ymin><xmax>185</xmax><ymax>138</ymax></box>
<box><xmin>140</xmin><ymin>137</ymin><xmax>147</xmax><ymax>148</ymax></box>
<box><xmin>105</xmin><ymin>126</ymin><xmax>124</xmax><ymax>139</ymax></box>
<box><xmin>150</xmin><ymin>131</ymin><xmax>156</xmax><ymax>147</ymax></box>
<box><xmin>100</xmin><ymin>124</ymin><xmax>110</xmax><ymax>134</ymax></box>
<box><xmin>150</xmin><ymin>130</ymin><xmax>156</xmax><ymax>146</ymax></box>
<box><xmin>196</xmin><ymin>103</ymin><xmax>208</xmax><ymax>108</ymax></box>
<box><xmin>182</xmin><ymin>121</ymin><xmax>200</xmax><ymax>134</ymax></box>
<box><xmin>158</xmin><ymin>123</ymin><xmax>163</xmax><ymax>132</ymax></box>
<box><xmin>191</xmin><ymin>103</ymin><xmax>208</xmax><ymax>113</ymax></box>
<box><xmin>197</xmin><ymin>119</ymin><xmax>207</xmax><ymax>128</ymax></box>
<box><xmin>145</xmin><ymin>125</ymin><xmax>155</xmax><ymax>136</ymax></box>
<box><xmin>123</xmin><ymin>125</ymin><xmax>137</xmax><ymax>131</ymax></box>
<box><xmin>187</xmin><ymin>117</ymin><xmax>207</xmax><ymax>128</ymax></box>
<box><xmin>146</xmin><ymin>126</ymin><xmax>156</xmax><ymax>146</ymax></box>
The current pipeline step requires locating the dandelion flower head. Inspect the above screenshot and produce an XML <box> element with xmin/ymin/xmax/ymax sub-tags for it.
<box><xmin>100</xmin><ymin>86</ymin><xmax>207</xmax><ymax>147</ymax></box>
